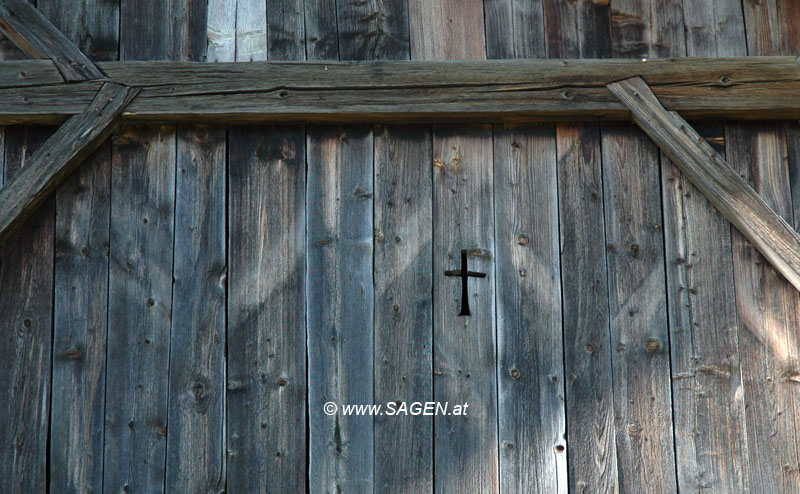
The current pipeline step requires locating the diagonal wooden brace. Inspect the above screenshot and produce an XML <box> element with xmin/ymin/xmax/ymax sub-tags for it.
<box><xmin>0</xmin><ymin>0</ymin><xmax>104</xmax><ymax>81</ymax></box>
<box><xmin>608</xmin><ymin>76</ymin><xmax>800</xmax><ymax>292</ymax></box>
<box><xmin>0</xmin><ymin>82</ymin><xmax>139</xmax><ymax>244</ymax></box>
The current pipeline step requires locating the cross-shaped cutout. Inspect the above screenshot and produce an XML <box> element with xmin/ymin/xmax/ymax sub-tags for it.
<box><xmin>444</xmin><ymin>250</ymin><xmax>487</xmax><ymax>316</ymax></box>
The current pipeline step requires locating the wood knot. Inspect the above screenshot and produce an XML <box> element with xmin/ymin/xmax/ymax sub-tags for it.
<box><xmin>517</xmin><ymin>234</ymin><xmax>528</xmax><ymax>246</ymax></box>
<box><xmin>276</xmin><ymin>378</ymin><xmax>288</xmax><ymax>387</ymax></box>
<box><xmin>645</xmin><ymin>338</ymin><xmax>662</xmax><ymax>353</ymax></box>
<box><xmin>393</xmin><ymin>305</ymin><xmax>399</xmax><ymax>312</ymax></box>
<box><xmin>81</xmin><ymin>245</ymin><xmax>90</xmax><ymax>256</ymax></box>
<box><xmin>510</xmin><ymin>368</ymin><xmax>521</xmax><ymax>379</ymax></box>
<box><xmin>630</xmin><ymin>243</ymin><xmax>640</xmax><ymax>255</ymax></box>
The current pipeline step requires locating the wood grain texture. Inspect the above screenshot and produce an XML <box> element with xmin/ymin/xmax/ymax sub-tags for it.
<box><xmin>373</xmin><ymin>125</ymin><xmax>433</xmax><ymax>494</ymax></box>
<box><xmin>494</xmin><ymin>124</ymin><xmax>566</xmax><ymax>493</ymax></box>
<box><xmin>609</xmin><ymin>77</ymin><xmax>800</xmax><ymax>294</ymax></box>
<box><xmin>0</xmin><ymin>82</ymin><xmax>138</xmax><ymax>246</ymax></box>
<box><xmin>408</xmin><ymin>0</ymin><xmax>485</xmax><ymax>60</ymax></box>
<box><xmin>307</xmin><ymin>125</ymin><xmax>374</xmax><ymax>494</ymax></box>
<box><xmin>0</xmin><ymin>127</ymin><xmax>54</xmax><ymax>494</ymax></box>
<box><xmin>602</xmin><ymin>123</ymin><xmax>677</xmax><ymax>493</ymax></box>
<box><xmin>3</xmin><ymin>57</ymin><xmax>800</xmax><ymax>123</ymax></box>
<box><xmin>50</xmin><ymin>141</ymin><xmax>111</xmax><ymax>494</ymax></box>
<box><xmin>557</xmin><ymin>123</ymin><xmax>619</xmax><ymax>494</ymax></box>
<box><xmin>741</xmin><ymin>0</ymin><xmax>800</xmax><ymax>56</ymax></box>
<box><xmin>0</xmin><ymin>59</ymin><xmax>64</xmax><ymax>87</ymax></box>
<box><xmin>268</xmin><ymin>0</ymin><xmax>305</xmax><ymax>60</ymax></box>
<box><xmin>103</xmin><ymin>125</ymin><xmax>175</xmax><ymax>494</ymax></box>
<box><xmin>165</xmin><ymin>127</ymin><xmax>226</xmax><ymax>492</ymax></box>
<box><xmin>609</xmin><ymin>0</ymin><xmax>685</xmax><ymax>59</ymax></box>
<box><xmin>0</xmin><ymin>0</ymin><xmax>105</xmax><ymax>80</ymax></box>
<box><xmin>226</xmin><ymin>126</ymin><xmax>307</xmax><ymax>494</ymax></box>
<box><xmin>335</xmin><ymin>0</ymin><xmax>409</xmax><ymax>60</ymax></box>
<box><xmin>120</xmin><ymin>0</ymin><xmax>206</xmax><ymax>62</ymax></box>
<box><xmin>236</xmin><ymin>0</ymin><xmax>267</xmax><ymax>61</ymax></box>
<box><xmin>431</xmin><ymin>124</ymin><xmax>497</xmax><ymax>494</ymax></box>
<box><xmin>543</xmin><ymin>0</ymin><xmax>611</xmax><ymax>59</ymax></box>
<box><xmin>206</xmin><ymin>0</ymin><xmax>235</xmax><ymax>61</ymax></box>
<box><xmin>485</xmin><ymin>0</ymin><xmax>545</xmax><ymax>59</ymax></box>
<box><xmin>681</xmin><ymin>0</ymin><xmax>746</xmax><ymax>57</ymax></box>
<box><xmin>726</xmin><ymin>121</ymin><xmax>800</xmax><ymax>493</ymax></box>
<box><xmin>38</xmin><ymin>0</ymin><xmax>120</xmax><ymax>62</ymax></box>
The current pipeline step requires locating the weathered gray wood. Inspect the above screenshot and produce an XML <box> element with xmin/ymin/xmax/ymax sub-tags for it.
<box><xmin>206</xmin><ymin>0</ymin><xmax>235</xmax><ymax>61</ymax></box>
<box><xmin>556</xmin><ymin>123</ymin><xmax>619</xmax><ymax>493</ymax></box>
<box><xmin>103</xmin><ymin>125</ymin><xmax>175</xmax><ymax>493</ymax></box>
<box><xmin>236</xmin><ymin>0</ymin><xmax>267</xmax><ymax>61</ymax></box>
<box><xmin>610</xmin><ymin>0</ymin><xmax>686</xmax><ymax>58</ymax></box>
<box><xmin>304</xmin><ymin>0</ymin><xmax>338</xmax><ymax>60</ymax></box>
<box><xmin>0</xmin><ymin>127</ymin><xmax>53</xmax><ymax>494</ymax></box>
<box><xmin>494</xmin><ymin>124</ymin><xmax>566</xmax><ymax>493</ymax></box>
<box><xmin>659</xmin><ymin>121</ymin><xmax>747</xmax><ymax>493</ymax></box>
<box><xmin>726</xmin><ymin>121</ymin><xmax>800</xmax><ymax>492</ymax></box>
<box><xmin>165</xmin><ymin>127</ymin><xmax>226</xmax><ymax>492</ymax></box>
<box><xmin>373</xmin><ymin>125</ymin><xmax>433</xmax><ymax>493</ymax></box>
<box><xmin>543</xmin><ymin>0</ymin><xmax>611</xmax><ymax>59</ymax></box>
<box><xmin>268</xmin><ymin>0</ymin><xmax>305</xmax><ymax>60</ymax></box>
<box><xmin>50</xmin><ymin>141</ymin><xmax>111</xmax><ymax>494</ymax></box>
<box><xmin>485</xmin><ymin>0</ymin><xmax>546</xmax><ymax>59</ymax></box>
<box><xmin>335</xmin><ymin>0</ymin><xmax>409</xmax><ymax>60</ymax></box>
<box><xmin>226</xmin><ymin>126</ymin><xmax>307</xmax><ymax>494</ymax></box>
<box><xmin>609</xmin><ymin>76</ymin><xmax>800</xmax><ymax>293</ymax></box>
<box><xmin>0</xmin><ymin>59</ymin><xmax>63</xmax><ymax>87</ymax></box>
<box><xmin>307</xmin><ymin>125</ymin><xmax>374</xmax><ymax>494</ymax></box>
<box><xmin>46</xmin><ymin>3</ymin><xmax>117</xmax><ymax>490</ymax></box>
<box><xmin>0</xmin><ymin>0</ymin><xmax>104</xmax><ymax>81</ymax></box>
<box><xmin>682</xmin><ymin>0</ymin><xmax>746</xmax><ymax>57</ymax></box>
<box><xmin>38</xmin><ymin>0</ymin><xmax>120</xmax><ymax>62</ymax></box>
<box><xmin>0</xmin><ymin>82</ymin><xmax>137</xmax><ymax>246</ymax></box>
<box><xmin>602</xmin><ymin>123</ymin><xmax>678</xmax><ymax>493</ymax></box>
<box><xmin>0</xmin><ymin>57</ymin><xmax>800</xmax><ymax>123</ymax></box>
<box><xmin>120</xmin><ymin>0</ymin><xmax>206</xmax><ymax>62</ymax></box>
<box><xmin>431</xmin><ymin>123</ymin><xmax>498</xmax><ymax>494</ymax></box>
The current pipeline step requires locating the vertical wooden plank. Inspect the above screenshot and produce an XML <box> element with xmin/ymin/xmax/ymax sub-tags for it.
<box><xmin>304</xmin><ymin>0</ymin><xmax>339</xmax><ymax>60</ymax></box>
<box><xmin>494</xmin><ymin>124</ymin><xmax>566</xmax><ymax>493</ymax></box>
<box><xmin>681</xmin><ymin>0</ymin><xmax>746</xmax><ymax>57</ymax></box>
<box><xmin>0</xmin><ymin>127</ymin><xmax>54</xmax><ymax>494</ymax></box>
<box><xmin>335</xmin><ymin>0</ymin><xmax>409</xmax><ymax>60</ymax></box>
<box><xmin>556</xmin><ymin>123</ymin><xmax>619</xmax><ymax>493</ymax></box>
<box><xmin>307</xmin><ymin>126</ymin><xmax>374</xmax><ymax>494</ymax></box>
<box><xmin>207</xmin><ymin>0</ymin><xmax>235</xmax><ymax>61</ymax></box>
<box><xmin>37</xmin><ymin>2</ymin><xmax>117</xmax><ymax>491</ymax></box>
<box><xmin>268</xmin><ymin>0</ymin><xmax>305</xmax><ymax>60</ymax></box>
<box><xmin>658</xmin><ymin>3</ymin><xmax>748</xmax><ymax>490</ymax></box>
<box><xmin>227</xmin><ymin>126</ymin><xmax>307</xmax><ymax>493</ymax></box>
<box><xmin>103</xmin><ymin>126</ymin><xmax>175</xmax><ymax>493</ymax></box>
<box><xmin>38</xmin><ymin>0</ymin><xmax>119</xmax><ymax>61</ymax></box>
<box><xmin>408</xmin><ymin>0</ymin><xmax>485</xmax><ymax>60</ymax></box>
<box><xmin>726</xmin><ymin>121</ymin><xmax>800</xmax><ymax>492</ymax></box>
<box><xmin>609</xmin><ymin>0</ymin><xmax>685</xmax><ymax>58</ymax></box>
<box><xmin>373</xmin><ymin>125</ymin><xmax>433</xmax><ymax>493</ymax></box>
<box><xmin>121</xmin><ymin>0</ymin><xmax>206</xmax><ymax>61</ymax></box>
<box><xmin>49</xmin><ymin>142</ymin><xmax>112</xmax><ymax>494</ymax></box>
<box><xmin>407</xmin><ymin>3</ymin><xmax>495</xmax><ymax>493</ymax></box>
<box><xmin>741</xmin><ymin>0</ymin><xmax>800</xmax><ymax>56</ymax></box>
<box><xmin>164</xmin><ymin>127</ymin><xmax>226</xmax><ymax>492</ymax></box>
<box><xmin>485</xmin><ymin>0</ymin><xmax>546</xmax><ymax>59</ymax></box>
<box><xmin>542</xmin><ymin>0</ymin><xmax>611</xmax><ymax>58</ymax></box>
<box><xmin>601</xmin><ymin>124</ymin><xmax>677</xmax><ymax>493</ymax></box>
<box><xmin>431</xmin><ymin>124</ymin><xmax>497</xmax><ymax>494</ymax></box>
<box><xmin>236</xmin><ymin>0</ymin><xmax>267</xmax><ymax>61</ymax></box>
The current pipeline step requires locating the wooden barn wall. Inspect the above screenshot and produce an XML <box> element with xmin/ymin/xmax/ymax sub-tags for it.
<box><xmin>0</xmin><ymin>0</ymin><xmax>799</xmax><ymax>493</ymax></box>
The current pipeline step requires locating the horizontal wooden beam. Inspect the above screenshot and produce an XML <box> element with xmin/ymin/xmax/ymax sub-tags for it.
<box><xmin>608</xmin><ymin>76</ymin><xmax>800</xmax><ymax>293</ymax></box>
<box><xmin>0</xmin><ymin>82</ymin><xmax>138</xmax><ymax>244</ymax></box>
<box><xmin>0</xmin><ymin>57</ymin><xmax>798</xmax><ymax>124</ymax></box>
<box><xmin>0</xmin><ymin>0</ymin><xmax>105</xmax><ymax>81</ymax></box>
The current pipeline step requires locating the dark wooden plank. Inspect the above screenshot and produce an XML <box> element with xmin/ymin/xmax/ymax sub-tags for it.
<box><xmin>103</xmin><ymin>125</ymin><xmax>175</xmax><ymax>493</ymax></box>
<box><xmin>485</xmin><ymin>0</ymin><xmax>546</xmax><ymax>58</ymax></box>
<box><xmin>307</xmin><ymin>125</ymin><xmax>374</xmax><ymax>494</ymax></box>
<box><xmin>43</xmin><ymin>3</ymin><xmax>117</xmax><ymax>491</ymax></box>
<box><xmin>49</xmin><ymin>140</ymin><xmax>111</xmax><ymax>493</ymax></box>
<box><xmin>38</xmin><ymin>0</ymin><xmax>120</xmax><ymax>61</ymax></box>
<box><xmin>0</xmin><ymin>82</ymin><xmax>138</xmax><ymax>246</ymax></box>
<box><xmin>602</xmin><ymin>123</ymin><xmax>678</xmax><ymax>493</ymax></box>
<box><xmin>373</xmin><ymin>125</ymin><xmax>433</xmax><ymax>493</ymax></box>
<box><xmin>556</xmin><ymin>123</ymin><xmax>619</xmax><ymax>492</ymax></box>
<box><xmin>4</xmin><ymin>57</ymin><xmax>800</xmax><ymax>123</ymax></box>
<box><xmin>0</xmin><ymin>59</ymin><xmax>64</xmax><ymax>87</ymax></box>
<box><xmin>304</xmin><ymin>0</ymin><xmax>339</xmax><ymax>60</ymax></box>
<box><xmin>543</xmin><ymin>0</ymin><xmax>611</xmax><ymax>58</ymax></box>
<box><xmin>494</xmin><ymin>124</ymin><xmax>566</xmax><ymax>492</ymax></box>
<box><xmin>164</xmin><ymin>127</ymin><xmax>226</xmax><ymax>492</ymax></box>
<box><xmin>120</xmin><ymin>0</ymin><xmax>206</xmax><ymax>61</ymax></box>
<box><xmin>226</xmin><ymin>125</ymin><xmax>307</xmax><ymax>494</ymax></box>
<box><xmin>682</xmin><ymin>0</ymin><xmax>746</xmax><ymax>57</ymax></box>
<box><xmin>268</xmin><ymin>0</ymin><xmax>306</xmax><ymax>60</ymax></box>
<box><xmin>0</xmin><ymin>0</ymin><xmax>104</xmax><ymax>81</ymax></box>
<box><xmin>0</xmin><ymin>126</ymin><xmax>53</xmax><ymax>494</ymax></box>
<box><xmin>610</xmin><ymin>0</ymin><xmax>685</xmax><ymax>59</ymax></box>
<box><xmin>609</xmin><ymin>77</ymin><xmax>800</xmax><ymax>293</ymax></box>
<box><xmin>335</xmin><ymin>0</ymin><xmax>409</xmax><ymax>60</ymax></box>
<box><xmin>726</xmin><ymin>121</ymin><xmax>800</xmax><ymax>492</ymax></box>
